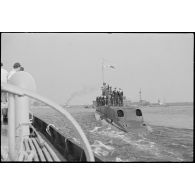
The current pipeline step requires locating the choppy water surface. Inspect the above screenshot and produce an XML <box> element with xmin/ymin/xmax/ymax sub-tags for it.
<box><xmin>32</xmin><ymin>105</ymin><xmax>193</xmax><ymax>162</ymax></box>
<box><xmin>142</xmin><ymin>106</ymin><xmax>193</xmax><ymax>129</ymax></box>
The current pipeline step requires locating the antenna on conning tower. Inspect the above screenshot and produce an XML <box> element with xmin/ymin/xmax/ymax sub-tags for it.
<box><xmin>139</xmin><ymin>89</ymin><xmax>142</xmax><ymax>102</ymax></box>
<box><xmin>102</xmin><ymin>58</ymin><xmax>105</xmax><ymax>84</ymax></box>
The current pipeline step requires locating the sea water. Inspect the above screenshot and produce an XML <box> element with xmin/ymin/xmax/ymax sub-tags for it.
<box><xmin>31</xmin><ymin>105</ymin><xmax>193</xmax><ymax>162</ymax></box>
<box><xmin>141</xmin><ymin>105</ymin><xmax>193</xmax><ymax>129</ymax></box>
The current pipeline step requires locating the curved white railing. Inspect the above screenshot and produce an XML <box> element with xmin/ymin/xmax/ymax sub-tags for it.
<box><xmin>1</xmin><ymin>83</ymin><xmax>95</xmax><ymax>161</ymax></box>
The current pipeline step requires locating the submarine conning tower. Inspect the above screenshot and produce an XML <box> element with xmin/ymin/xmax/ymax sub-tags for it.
<box><xmin>95</xmin><ymin>82</ymin><xmax>124</xmax><ymax>107</ymax></box>
<box><xmin>94</xmin><ymin>83</ymin><xmax>146</xmax><ymax>132</ymax></box>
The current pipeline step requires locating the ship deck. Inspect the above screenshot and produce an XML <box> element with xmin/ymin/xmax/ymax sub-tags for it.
<box><xmin>1</xmin><ymin>120</ymin><xmax>64</xmax><ymax>162</ymax></box>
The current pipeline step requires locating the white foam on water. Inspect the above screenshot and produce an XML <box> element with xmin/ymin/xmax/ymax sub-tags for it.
<box><xmin>92</xmin><ymin>140</ymin><xmax>115</xmax><ymax>151</ymax></box>
<box><xmin>91</xmin><ymin>140</ymin><xmax>115</xmax><ymax>157</ymax></box>
<box><xmin>106</xmin><ymin>126</ymin><xmax>112</xmax><ymax>130</ymax></box>
<box><xmin>95</xmin><ymin>126</ymin><xmax>159</xmax><ymax>154</ymax></box>
<box><xmin>94</xmin><ymin>113</ymin><xmax>101</xmax><ymax>121</ymax></box>
<box><xmin>146</xmin><ymin>125</ymin><xmax>153</xmax><ymax>132</ymax></box>
<box><xmin>101</xmin><ymin>119</ymin><xmax>108</xmax><ymax>126</ymax></box>
<box><xmin>100</xmin><ymin>130</ymin><xmax>125</xmax><ymax>140</ymax></box>
<box><xmin>91</xmin><ymin>119</ymin><xmax>180</xmax><ymax>160</ymax></box>
<box><xmin>115</xmin><ymin>157</ymin><xmax>131</xmax><ymax>162</ymax></box>
<box><xmin>92</xmin><ymin>147</ymin><xmax>109</xmax><ymax>156</ymax></box>
<box><xmin>101</xmin><ymin>129</ymin><xmax>162</xmax><ymax>157</ymax></box>
<box><xmin>116</xmin><ymin>157</ymin><xmax>123</xmax><ymax>162</ymax></box>
<box><xmin>90</xmin><ymin>126</ymin><xmax>102</xmax><ymax>132</ymax></box>
<box><xmin>165</xmin><ymin>150</ymin><xmax>184</xmax><ymax>161</ymax></box>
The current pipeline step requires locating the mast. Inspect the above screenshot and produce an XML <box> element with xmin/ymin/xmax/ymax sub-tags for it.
<box><xmin>102</xmin><ymin>59</ymin><xmax>105</xmax><ymax>84</ymax></box>
<box><xmin>139</xmin><ymin>89</ymin><xmax>142</xmax><ymax>103</ymax></box>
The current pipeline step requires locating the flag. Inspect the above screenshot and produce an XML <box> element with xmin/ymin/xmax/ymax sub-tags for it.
<box><xmin>103</xmin><ymin>64</ymin><xmax>115</xmax><ymax>69</ymax></box>
<box><xmin>108</xmin><ymin>65</ymin><xmax>115</xmax><ymax>69</ymax></box>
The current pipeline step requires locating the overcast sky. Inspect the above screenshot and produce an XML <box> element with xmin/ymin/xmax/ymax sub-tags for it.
<box><xmin>1</xmin><ymin>33</ymin><xmax>193</xmax><ymax>105</ymax></box>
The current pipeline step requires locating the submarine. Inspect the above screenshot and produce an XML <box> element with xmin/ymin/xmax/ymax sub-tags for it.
<box><xmin>94</xmin><ymin>83</ymin><xmax>147</xmax><ymax>133</ymax></box>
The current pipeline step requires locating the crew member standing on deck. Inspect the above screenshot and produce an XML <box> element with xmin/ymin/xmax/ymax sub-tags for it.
<box><xmin>121</xmin><ymin>89</ymin><xmax>123</xmax><ymax>106</ymax></box>
<box><xmin>96</xmin><ymin>97</ymin><xmax>98</xmax><ymax>106</ymax></box>
<box><xmin>102</xmin><ymin>82</ymin><xmax>107</xmax><ymax>96</ymax></box>
<box><xmin>113</xmin><ymin>88</ymin><xmax>117</xmax><ymax>106</ymax></box>
<box><xmin>100</xmin><ymin>97</ymin><xmax>102</xmax><ymax>106</ymax></box>
<box><xmin>117</xmin><ymin>90</ymin><xmax>120</xmax><ymax>106</ymax></box>
<box><xmin>106</xmin><ymin>96</ymin><xmax>108</xmax><ymax>105</ymax></box>
<box><xmin>102</xmin><ymin>96</ymin><xmax>105</xmax><ymax>106</ymax></box>
<box><xmin>118</xmin><ymin>88</ymin><xmax>122</xmax><ymax>106</ymax></box>
<box><xmin>108</xmin><ymin>86</ymin><xmax>112</xmax><ymax>106</ymax></box>
<box><xmin>8</xmin><ymin>62</ymin><xmax>21</xmax><ymax>80</ymax></box>
<box><xmin>110</xmin><ymin>93</ymin><xmax>113</xmax><ymax>106</ymax></box>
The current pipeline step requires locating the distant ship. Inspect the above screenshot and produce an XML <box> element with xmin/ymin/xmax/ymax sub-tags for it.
<box><xmin>94</xmin><ymin>83</ymin><xmax>147</xmax><ymax>133</ymax></box>
<box><xmin>150</xmin><ymin>98</ymin><xmax>168</xmax><ymax>107</ymax></box>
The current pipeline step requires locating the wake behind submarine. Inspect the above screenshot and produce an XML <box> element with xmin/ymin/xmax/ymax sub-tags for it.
<box><xmin>93</xmin><ymin>83</ymin><xmax>147</xmax><ymax>133</ymax></box>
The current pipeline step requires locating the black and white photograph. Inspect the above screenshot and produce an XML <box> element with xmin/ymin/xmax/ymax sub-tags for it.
<box><xmin>0</xmin><ymin>1</ymin><xmax>195</xmax><ymax>195</ymax></box>
<box><xmin>1</xmin><ymin>33</ymin><xmax>193</xmax><ymax>162</ymax></box>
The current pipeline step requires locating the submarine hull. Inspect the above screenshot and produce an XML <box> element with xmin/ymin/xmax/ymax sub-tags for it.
<box><xmin>95</xmin><ymin>106</ymin><xmax>147</xmax><ymax>133</ymax></box>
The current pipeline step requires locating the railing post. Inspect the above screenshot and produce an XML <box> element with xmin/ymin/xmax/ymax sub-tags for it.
<box><xmin>8</xmin><ymin>72</ymin><xmax>36</xmax><ymax>159</ymax></box>
<box><xmin>8</xmin><ymin>94</ymin><xmax>16</xmax><ymax>160</ymax></box>
<box><xmin>15</xmin><ymin>95</ymin><xmax>30</xmax><ymax>136</ymax></box>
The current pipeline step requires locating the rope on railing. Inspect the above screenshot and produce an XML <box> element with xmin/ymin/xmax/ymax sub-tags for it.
<box><xmin>1</xmin><ymin>83</ymin><xmax>95</xmax><ymax>161</ymax></box>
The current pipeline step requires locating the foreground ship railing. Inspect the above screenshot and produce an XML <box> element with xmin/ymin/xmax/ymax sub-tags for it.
<box><xmin>1</xmin><ymin>72</ymin><xmax>94</xmax><ymax>162</ymax></box>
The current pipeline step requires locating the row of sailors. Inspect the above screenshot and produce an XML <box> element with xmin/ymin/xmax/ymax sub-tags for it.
<box><xmin>96</xmin><ymin>87</ymin><xmax>124</xmax><ymax>107</ymax></box>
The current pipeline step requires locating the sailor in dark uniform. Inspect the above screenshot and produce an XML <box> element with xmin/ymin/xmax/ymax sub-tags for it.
<box><xmin>118</xmin><ymin>88</ymin><xmax>122</xmax><ymax>106</ymax></box>
<box><xmin>113</xmin><ymin>88</ymin><xmax>117</xmax><ymax>106</ymax></box>
<box><xmin>121</xmin><ymin>90</ymin><xmax>124</xmax><ymax>106</ymax></box>
<box><xmin>117</xmin><ymin>90</ymin><xmax>120</xmax><ymax>106</ymax></box>
<box><xmin>109</xmin><ymin>86</ymin><xmax>112</xmax><ymax>94</ymax></box>
<box><xmin>107</xmin><ymin>86</ymin><xmax>112</xmax><ymax>106</ymax></box>
<box><xmin>96</xmin><ymin>97</ymin><xmax>98</xmax><ymax>106</ymax></box>
<box><xmin>100</xmin><ymin>97</ymin><xmax>103</xmax><ymax>106</ymax></box>
<box><xmin>110</xmin><ymin>93</ymin><xmax>113</xmax><ymax>106</ymax></box>
<box><xmin>106</xmin><ymin>96</ymin><xmax>108</xmax><ymax>105</ymax></box>
<box><xmin>102</xmin><ymin>96</ymin><xmax>105</xmax><ymax>106</ymax></box>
